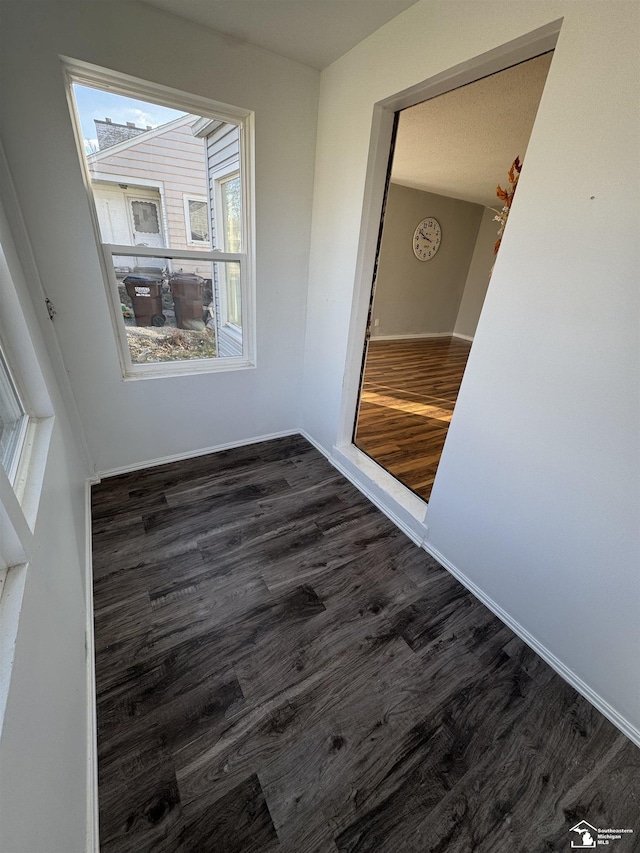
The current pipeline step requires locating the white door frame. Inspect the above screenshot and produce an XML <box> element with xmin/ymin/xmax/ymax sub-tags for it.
<box><xmin>333</xmin><ymin>20</ymin><xmax>561</xmax><ymax>523</ymax></box>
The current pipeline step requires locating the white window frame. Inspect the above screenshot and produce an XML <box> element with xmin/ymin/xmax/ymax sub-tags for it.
<box><xmin>0</xmin><ymin>345</ymin><xmax>29</xmax><ymax>485</ymax></box>
<box><xmin>212</xmin><ymin>167</ymin><xmax>243</xmax><ymax>338</ymax></box>
<box><xmin>62</xmin><ymin>58</ymin><xmax>256</xmax><ymax>380</ymax></box>
<box><xmin>0</xmin><ymin>165</ymin><xmax>56</xmax><ymax>735</ymax></box>
<box><xmin>183</xmin><ymin>194</ymin><xmax>211</xmax><ymax>247</ymax></box>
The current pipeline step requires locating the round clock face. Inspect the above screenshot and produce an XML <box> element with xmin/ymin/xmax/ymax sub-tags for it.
<box><xmin>413</xmin><ymin>217</ymin><xmax>442</xmax><ymax>261</ymax></box>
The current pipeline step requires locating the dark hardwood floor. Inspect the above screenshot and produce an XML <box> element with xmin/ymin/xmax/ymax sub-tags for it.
<box><xmin>354</xmin><ymin>336</ymin><xmax>472</xmax><ymax>502</ymax></box>
<box><xmin>91</xmin><ymin>435</ymin><xmax>639</xmax><ymax>852</ymax></box>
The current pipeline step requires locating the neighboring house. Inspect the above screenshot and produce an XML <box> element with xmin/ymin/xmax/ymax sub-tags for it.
<box><xmin>87</xmin><ymin>114</ymin><xmax>242</xmax><ymax>355</ymax></box>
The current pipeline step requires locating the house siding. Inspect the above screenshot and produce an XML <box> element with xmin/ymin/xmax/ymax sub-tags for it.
<box><xmin>90</xmin><ymin>118</ymin><xmax>210</xmax><ymax>259</ymax></box>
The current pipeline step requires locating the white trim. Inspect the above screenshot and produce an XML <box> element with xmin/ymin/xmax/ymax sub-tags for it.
<box><xmin>120</xmin><ymin>355</ymin><xmax>254</xmax><ymax>381</ymax></box>
<box><xmin>12</xmin><ymin>416</ymin><xmax>55</xmax><ymax>531</ymax></box>
<box><xmin>191</xmin><ymin>117</ymin><xmax>224</xmax><ymax>138</ymax></box>
<box><xmin>0</xmin><ymin>345</ymin><xmax>29</xmax><ymax>484</ymax></box>
<box><xmin>84</xmin><ymin>480</ymin><xmax>99</xmax><ymax>853</ymax></box>
<box><xmin>422</xmin><ymin>541</ymin><xmax>640</xmax><ymax>750</ymax></box>
<box><xmin>0</xmin><ymin>144</ymin><xmax>93</xmax><ymax>475</ymax></box>
<box><xmin>369</xmin><ymin>332</ymin><xmax>474</xmax><ymax>341</ymax></box>
<box><xmin>369</xmin><ymin>332</ymin><xmax>453</xmax><ymax>341</ymax></box>
<box><xmin>335</xmin><ymin>101</ymin><xmax>396</xmax><ymax>449</ymax></box>
<box><xmin>104</xmin><ymin>243</ymin><xmax>240</xmax><ymax>263</ymax></box>
<box><xmin>63</xmin><ymin>58</ymin><xmax>250</xmax><ymax>123</ymax></box>
<box><xmin>335</xmin><ymin>19</ymin><xmax>562</xmax><ymax>452</ymax></box>
<box><xmin>0</xmin><ymin>469</ymin><xmax>30</xmax><ymax>569</ymax></box>
<box><xmin>96</xmin><ymin>429</ymin><xmax>298</xmax><ymax>479</ymax></box>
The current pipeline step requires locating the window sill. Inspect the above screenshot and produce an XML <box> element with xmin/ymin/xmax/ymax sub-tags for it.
<box><xmin>121</xmin><ymin>355</ymin><xmax>255</xmax><ymax>381</ymax></box>
<box><xmin>13</xmin><ymin>416</ymin><xmax>54</xmax><ymax>531</ymax></box>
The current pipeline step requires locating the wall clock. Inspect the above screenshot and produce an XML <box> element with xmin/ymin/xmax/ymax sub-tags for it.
<box><xmin>413</xmin><ymin>217</ymin><xmax>442</xmax><ymax>261</ymax></box>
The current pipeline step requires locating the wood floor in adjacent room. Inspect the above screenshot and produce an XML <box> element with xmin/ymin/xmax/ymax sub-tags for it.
<box><xmin>355</xmin><ymin>336</ymin><xmax>472</xmax><ymax>502</ymax></box>
<box><xmin>91</xmin><ymin>435</ymin><xmax>640</xmax><ymax>853</ymax></box>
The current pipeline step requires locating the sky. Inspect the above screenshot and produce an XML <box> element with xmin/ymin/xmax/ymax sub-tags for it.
<box><xmin>73</xmin><ymin>84</ymin><xmax>187</xmax><ymax>153</ymax></box>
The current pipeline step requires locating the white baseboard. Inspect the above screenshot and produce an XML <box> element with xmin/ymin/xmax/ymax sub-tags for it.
<box><xmin>84</xmin><ymin>481</ymin><xmax>99</xmax><ymax>853</ymax></box>
<box><xmin>423</xmin><ymin>541</ymin><xmax>640</xmax><ymax>750</ymax></box>
<box><xmin>369</xmin><ymin>332</ymin><xmax>475</xmax><ymax>342</ymax></box>
<box><xmin>370</xmin><ymin>332</ymin><xmax>451</xmax><ymax>341</ymax></box>
<box><xmin>300</xmin><ymin>431</ymin><xmax>640</xmax><ymax>750</ymax></box>
<box><xmin>96</xmin><ymin>429</ymin><xmax>299</xmax><ymax>479</ymax></box>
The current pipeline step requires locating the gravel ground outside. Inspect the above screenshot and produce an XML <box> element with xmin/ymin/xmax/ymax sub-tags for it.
<box><xmin>125</xmin><ymin>325</ymin><xmax>217</xmax><ymax>363</ymax></box>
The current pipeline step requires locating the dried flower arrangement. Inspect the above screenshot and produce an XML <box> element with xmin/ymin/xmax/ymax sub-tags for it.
<box><xmin>491</xmin><ymin>156</ymin><xmax>522</xmax><ymax>268</ymax></box>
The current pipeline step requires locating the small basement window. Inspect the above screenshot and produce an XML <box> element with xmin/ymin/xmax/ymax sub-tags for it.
<box><xmin>66</xmin><ymin>63</ymin><xmax>255</xmax><ymax>377</ymax></box>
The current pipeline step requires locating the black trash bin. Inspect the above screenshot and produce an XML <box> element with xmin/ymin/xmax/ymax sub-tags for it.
<box><xmin>123</xmin><ymin>275</ymin><xmax>166</xmax><ymax>327</ymax></box>
<box><xmin>170</xmin><ymin>273</ymin><xmax>205</xmax><ymax>330</ymax></box>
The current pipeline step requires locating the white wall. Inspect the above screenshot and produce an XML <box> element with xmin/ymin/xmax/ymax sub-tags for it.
<box><xmin>0</xmin><ymin>181</ymin><xmax>91</xmax><ymax>852</ymax></box>
<box><xmin>0</xmin><ymin>1</ymin><xmax>319</xmax><ymax>475</ymax></box>
<box><xmin>453</xmin><ymin>206</ymin><xmax>497</xmax><ymax>339</ymax></box>
<box><xmin>302</xmin><ymin>1</ymin><xmax>640</xmax><ymax>739</ymax></box>
<box><xmin>371</xmin><ymin>183</ymin><xmax>482</xmax><ymax>338</ymax></box>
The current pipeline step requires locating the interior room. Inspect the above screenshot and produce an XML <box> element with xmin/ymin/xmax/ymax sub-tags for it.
<box><xmin>0</xmin><ymin>2</ymin><xmax>638</xmax><ymax>852</ymax></box>
<box><xmin>354</xmin><ymin>53</ymin><xmax>553</xmax><ymax>501</ymax></box>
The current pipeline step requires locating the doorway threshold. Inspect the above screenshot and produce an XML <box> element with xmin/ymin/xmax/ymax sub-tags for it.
<box><xmin>331</xmin><ymin>442</ymin><xmax>429</xmax><ymax>545</ymax></box>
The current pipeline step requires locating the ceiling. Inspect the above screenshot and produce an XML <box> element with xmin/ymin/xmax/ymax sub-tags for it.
<box><xmin>139</xmin><ymin>0</ymin><xmax>420</xmax><ymax>70</ymax></box>
<box><xmin>391</xmin><ymin>52</ymin><xmax>554</xmax><ymax>208</ymax></box>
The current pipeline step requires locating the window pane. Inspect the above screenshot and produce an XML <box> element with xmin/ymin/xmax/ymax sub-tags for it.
<box><xmin>220</xmin><ymin>176</ymin><xmax>241</xmax><ymax>253</ymax></box>
<box><xmin>0</xmin><ymin>350</ymin><xmax>27</xmax><ymax>479</ymax></box>
<box><xmin>131</xmin><ymin>200</ymin><xmax>160</xmax><ymax>234</ymax></box>
<box><xmin>225</xmin><ymin>263</ymin><xmax>242</xmax><ymax>327</ymax></box>
<box><xmin>71</xmin><ymin>83</ymin><xmax>240</xmax><ymax>255</ymax></box>
<box><xmin>70</xmin><ymin>79</ymin><xmax>248</xmax><ymax>372</ymax></box>
<box><xmin>113</xmin><ymin>257</ymin><xmax>242</xmax><ymax>363</ymax></box>
<box><xmin>188</xmin><ymin>200</ymin><xmax>209</xmax><ymax>243</ymax></box>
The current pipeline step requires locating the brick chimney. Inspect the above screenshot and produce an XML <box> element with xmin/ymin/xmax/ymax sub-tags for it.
<box><xmin>94</xmin><ymin>118</ymin><xmax>147</xmax><ymax>151</ymax></box>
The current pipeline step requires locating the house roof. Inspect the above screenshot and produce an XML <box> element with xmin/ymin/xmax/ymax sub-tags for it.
<box><xmin>87</xmin><ymin>113</ymin><xmax>196</xmax><ymax>164</ymax></box>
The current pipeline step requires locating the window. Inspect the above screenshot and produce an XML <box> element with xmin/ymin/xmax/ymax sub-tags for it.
<box><xmin>0</xmin><ymin>347</ymin><xmax>28</xmax><ymax>483</ymax></box>
<box><xmin>215</xmin><ymin>171</ymin><xmax>242</xmax><ymax>330</ymax></box>
<box><xmin>184</xmin><ymin>196</ymin><xmax>210</xmax><ymax>245</ymax></box>
<box><xmin>0</xmin><ymin>200</ymin><xmax>56</xmax><ymax>734</ymax></box>
<box><xmin>65</xmin><ymin>62</ymin><xmax>255</xmax><ymax>377</ymax></box>
<box><xmin>131</xmin><ymin>200</ymin><xmax>161</xmax><ymax>235</ymax></box>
